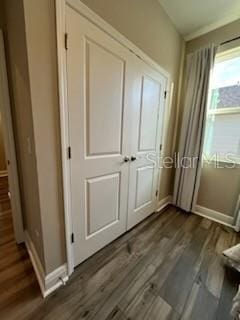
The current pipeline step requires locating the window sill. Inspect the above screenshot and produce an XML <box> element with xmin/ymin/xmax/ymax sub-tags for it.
<box><xmin>208</xmin><ymin>107</ymin><xmax>240</xmax><ymax>115</ymax></box>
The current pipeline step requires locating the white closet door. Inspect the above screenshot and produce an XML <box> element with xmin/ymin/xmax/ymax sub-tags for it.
<box><xmin>127</xmin><ymin>60</ymin><xmax>167</xmax><ymax>230</ymax></box>
<box><xmin>66</xmin><ymin>6</ymin><xmax>133</xmax><ymax>266</ymax></box>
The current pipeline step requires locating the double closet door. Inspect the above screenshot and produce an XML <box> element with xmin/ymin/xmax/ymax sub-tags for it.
<box><xmin>66</xmin><ymin>5</ymin><xmax>167</xmax><ymax>266</ymax></box>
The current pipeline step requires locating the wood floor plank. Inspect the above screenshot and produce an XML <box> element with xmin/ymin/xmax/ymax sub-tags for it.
<box><xmin>179</xmin><ymin>223</ymin><xmax>219</xmax><ymax>319</ymax></box>
<box><xmin>215</xmin><ymin>267</ymin><xmax>240</xmax><ymax>320</ymax></box>
<box><xmin>205</xmin><ymin>228</ymin><xmax>231</xmax><ymax>299</ymax></box>
<box><xmin>105</xmin><ymin>306</ymin><xmax>127</xmax><ymax>320</ymax></box>
<box><xmin>185</xmin><ymin>281</ymin><xmax>218</xmax><ymax>320</ymax></box>
<box><xmin>158</xmin><ymin>217</ymin><xmax>209</xmax><ymax>314</ymax></box>
<box><xmin>144</xmin><ymin>296</ymin><xmax>179</xmax><ymax>320</ymax></box>
<box><xmin>180</xmin><ymin>223</ymin><xmax>238</xmax><ymax>320</ymax></box>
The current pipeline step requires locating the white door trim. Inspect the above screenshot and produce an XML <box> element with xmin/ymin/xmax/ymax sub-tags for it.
<box><xmin>0</xmin><ymin>30</ymin><xmax>24</xmax><ymax>243</ymax></box>
<box><xmin>55</xmin><ymin>0</ymin><xmax>171</xmax><ymax>277</ymax></box>
<box><xmin>56</xmin><ymin>0</ymin><xmax>74</xmax><ymax>275</ymax></box>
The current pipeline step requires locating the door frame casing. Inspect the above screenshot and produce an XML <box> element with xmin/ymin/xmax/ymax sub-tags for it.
<box><xmin>55</xmin><ymin>0</ymin><xmax>171</xmax><ymax>277</ymax></box>
<box><xmin>0</xmin><ymin>30</ymin><xmax>24</xmax><ymax>243</ymax></box>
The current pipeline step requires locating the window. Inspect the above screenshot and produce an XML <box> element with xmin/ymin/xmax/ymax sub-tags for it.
<box><xmin>203</xmin><ymin>46</ymin><xmax>240</xmax><ymax>163</ymax></box>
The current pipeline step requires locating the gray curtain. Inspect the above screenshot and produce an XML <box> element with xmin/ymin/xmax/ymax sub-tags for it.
<box><xmin>173</xmin><ymin>44</ymin><xmax>217</xmax><ymax>212</ymax></box>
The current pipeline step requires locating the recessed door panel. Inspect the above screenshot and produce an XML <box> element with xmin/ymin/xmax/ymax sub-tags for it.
<box><xmin>86</xmin><ymin>40</ymin><xmax>125</xmax><ymax>156</ymax></box>
<box><xmin>139</xmin><ymin>76</ymin><xmax>160</xmax><ymax>151</ymax></box>
<box><xmin>135</xmin><ymin>167</ymin><xmax>154</xmax><ymax>209</ymax></box>
<box><xmin>86</xmin><ymin>173</ymin><xmax>120</xmax><ymax>236</ymax></box>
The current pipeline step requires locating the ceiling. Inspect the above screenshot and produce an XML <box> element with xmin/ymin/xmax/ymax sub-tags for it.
<box><xmin>158</xmin><ymin>0</ymin><xmax>240</xmax><ymax>41</ymax></box>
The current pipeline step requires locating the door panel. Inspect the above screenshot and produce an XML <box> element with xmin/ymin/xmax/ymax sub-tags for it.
<box><xmin>135</xmin><ymin>166</ymin><xmax>154</xmax><ymax>209</ymax></box>
<box><xmin>86</xmin><ymin>40</ymin><xmax>125</xmax><ymax>156</ymax></box>
<box><xmin>127</xmin><ymin>60</ymin><xmax>167</xmax><ymax>230</ymax></box>
<box><xmin>67</xmin><ymin>6</ymin><xmax>133</xmax><ymax>266</ymax></box>
<box><xmin>86</xmin><ymin>173</ymin><xmax>120</xmax><ymax>236</ymax></box>
<box><xmin>139</xmin><ymin>76</ymin><xmax>161</xmax><ymax>151</ymax></box>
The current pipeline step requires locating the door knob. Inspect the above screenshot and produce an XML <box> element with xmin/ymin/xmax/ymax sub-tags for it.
<box><xmin>131</xmin><ymin>156</ymin><xmax>137</xmax><ymax>161</ymax></box>
<box><xmin>123</xmin><ymin>156</ymin><xmax>130</xmax><ymax>162</ymax></box>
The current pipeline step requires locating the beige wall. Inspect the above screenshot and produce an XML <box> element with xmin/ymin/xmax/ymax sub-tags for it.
<box><xmin>198</xmin><ymin>162</ymin><xmax>240</xmax><ymax>216</ymax></box>
<box><xmin>3</xmin><ymin>0</ymin><xmax>45</xmax><ymax>265</ymax></box>
<box><xmin>80</xmin><ymin>0</ymin><xmax>185</xmax><ymax>200</ymax></box>
<box><xmin>186</xmin><ymin>19</ymin><xmax>240</xmax><ymax>216</ymax></box>
<box><xmin>23</xmin><ymin>0</ymin><xmax>66</xmax><ymax>273</ymax></box>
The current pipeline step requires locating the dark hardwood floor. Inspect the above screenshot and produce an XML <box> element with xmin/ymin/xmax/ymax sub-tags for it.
<box><xmin>0</xmin><ymin>202</ymin><xmax>240</xmax><ymax>319</ymax></box>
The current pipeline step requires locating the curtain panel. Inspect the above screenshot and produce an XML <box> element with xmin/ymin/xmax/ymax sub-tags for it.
<box><xmin>173</xmin><ymin>44</ymin><xmax>217</xmax><ymax>212</ymax></box>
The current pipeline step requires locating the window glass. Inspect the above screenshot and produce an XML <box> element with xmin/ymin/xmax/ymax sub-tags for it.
<box><xmin>203</xmin><ymin>47</ymin><xmax>240</xmax><ymax>163</ymax></box>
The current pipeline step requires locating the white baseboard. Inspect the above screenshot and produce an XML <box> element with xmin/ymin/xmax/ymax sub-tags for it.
<box><xmin>25</xmin><ymin>231</ymin><xmax>68</xmax><ymax>298</ymax></box>
<box><xmin>0</xmin><ymin>170</ymin><xmax>8</xmax><ymax>177</ymax></box>
<box><xmin>156</xmin><ymin>195</ymin><xmax>172</xmax><ymax>212</ymax></box>
<box><xmin>193</xmin><ymin>205</ymin><xmax>234</xmax><ymax>227</ymax></box>
<box><xmin>44</xmin><ymin>264</ymin><xmax>68</xmax><ymax>297</ymax></box>
<box><xmin>155</xmin><ymin>196</ymin><xmax>234</xmax><ymax>228</ymax></box>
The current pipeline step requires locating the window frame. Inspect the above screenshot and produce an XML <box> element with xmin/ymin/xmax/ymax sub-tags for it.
<box><xmin>208</xmin><ymin>107</ymin><xmax>240</xmax><ymax>115</ymax></box>
<box><xmin>203</xmin><ymin>46</ymin><xmax>240</xmax><ymax>165</ymax></box>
